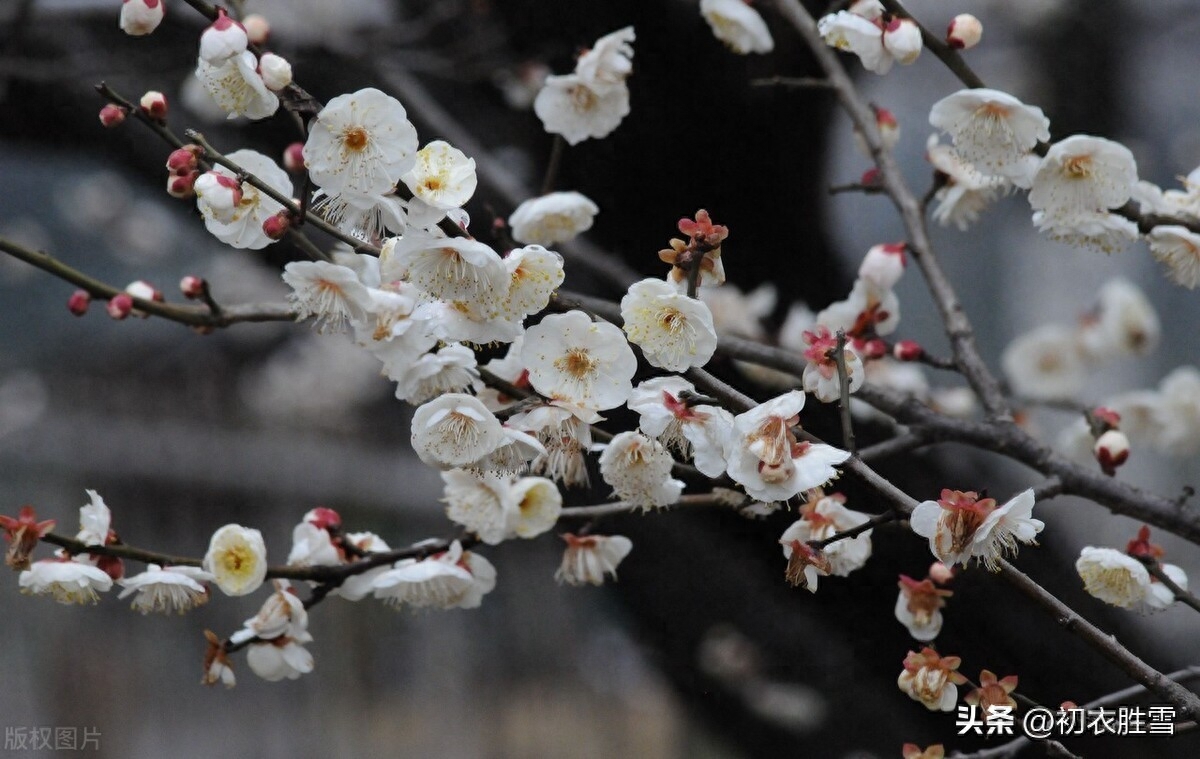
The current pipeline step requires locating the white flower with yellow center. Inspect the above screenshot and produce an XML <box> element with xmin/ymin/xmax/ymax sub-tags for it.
<box><xmin>534</xmin><ymin>74</ymin><xmax>631</xmax><ymax>146</ymax></box>
<box><xmin>508</xmin><ymin>401</ymin><xmax>598</xmax><ymax>487</ymax></box>
<box><xmin>628</xmin><ymin>375</ymin><xmax>733</xmax><ymax>477</ymax></box>
<box><xmin>117</xmin><ymin>564</ymin><xmax>214</xmax><ymax>614</ymax></box>
<box><xmin>1075</xmin><ymin>547</ymin><xmax>1186</xmax><ymax>612</ymax></box>
<box><xmin>522</xmin><ymin>310</ymin><xmax>637</xmax><ymax>410</ymax></box>
<box><xmin>701</xmin><ymin>0</ymin><xmax>775</xmax><ymax>55</ymax></box>
<box><xmin>195</xmin><ymin>50</ymin><xmax>279</xmax><ymax>120</ymax></box>
<box><xmin>387</xmin><ymin>235</ymin><xmax>508</xmax><ymax>318</ymax></box>
<box><xmin>442</xmin><ymin>469</ymin><xmax>518</xmax><ymax>545</ymax></box>
<box><xmin>1148</xmin><ymin>225</ymin><xmax>1200</xmax><ymax>289</ymax></box>
<box><xmin>282</xmin><ymin>260</ymin><xmax>373</xmax><ymax>332</ymax></box>
<box><xmin>372</xmin><ymin>540</ymin><xmax>496</xmax><ymax>610</ymax></box>
<box><xmin>502</xmin><ymin>245</ymin><xmax>565</xmax><ymax>320</ymax></box>
<box><xmin>1029</xmin><ymin>135</ymin><xmax>1137</xmax><ymax>226</ymax></box>
<box><xmin>410</xmin><ymin>393</ymin><xmax>506</xmax><ymax>469</ymax></box>
<box><xmin>304</xmin><ymin>88</ymin><xmax>419</xmax><ymax>197</ymax></box>
<box><xmin>19</xmin><ymin>559</ymin><xmax>113</xmax><ymax>605</ymax></box>
<box><xmin>598</xmin><ymin>431</ymin><xmax>684</xmax><ymax>510</ymax></box>
<box><xmin>555</xmin><ymin>533</ymin><xmax>633</xmax><ymax>586</ymax></box>
<box><xmin>929</xmin><ymin>88</ymin><xmax>1050</xmax><ymax>184</ymax></box>
<box><xmin>509</xmin><ymin>192</ymin><xmax>599</xmax><ymax>246</ymax></box>
<box><xmin>390</xmin><ymin>342</ymin><xmax>479</xmax><ymax>405</ymax></box>
<box><xmin>195</xmin><ymin>149</ymin><xmax>292</xmax><ymax>250</ymax></box>
<box><xmin>506</xmin><ymin>477</ymin><xmax>563</xmax><ymax>539</ymax></box>
<box><xmin>400</xmin><ymin>140</ymin><xmax>477</xmax><ymax>211</ymax></box>
<box><xmin>202</xmin><ymin>524</ymin><xmax>268</xmax><ymax>597</ymax></box>
<box><xmin>621</xmin><ymin>278</ymin><xmax>718</xmax><ymax>372</ymax></box>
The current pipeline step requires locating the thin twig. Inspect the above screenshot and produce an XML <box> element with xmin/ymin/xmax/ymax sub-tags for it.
<box><xmin>750</xmin><ymin>75</ymin><xmax>834</xmax><ymax>90</ymax></box>
<box><xmin>540</xmin><ymin>135</ymin><xmax>565</xmax><ymax>195</ymax></box>
<box><xmin>1138</xmin><ymin>557</ymin><xmax>1200</xmax><ymax>614</ymax></box>
<box><xmin>833</xmin><ymin>329</ymin><xmax>857</xmax><ymax>454</ymax></box>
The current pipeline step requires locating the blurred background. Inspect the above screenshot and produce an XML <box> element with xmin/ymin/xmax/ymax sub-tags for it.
<box><xmin>1</xmin><ymin>0</ymin><xmax>1198</xmax><ymax>756</ymax></box>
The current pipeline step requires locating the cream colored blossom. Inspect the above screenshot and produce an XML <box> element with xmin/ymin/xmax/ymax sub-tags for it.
<box><xmin>203</xmin><ymin>524</ymin><xmax>268</xmax><ymax>597</ymax></box>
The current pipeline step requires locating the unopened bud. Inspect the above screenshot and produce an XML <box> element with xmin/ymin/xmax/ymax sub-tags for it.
<box><xmin>194</xmin><ymin>172</ymin><xmax>243</xmax><ymax>216</ymax></box>
<box><xmin>893</xmin><ymin>339</ymin><xmax>923</xmax><ymax>362</ymax></box>
<box><xmin>874</xmin><ymin>106</ymin><xmax>900</xmax><ymax>151</ymax></box>
<box><xmin>68</xmin><ymin>290</ymin><xmax>92</xmax><ymax>316</ymax></box>
<box><xmin>1091</xmin><ymin>406</ymin><xmax>1121</xmax><ymax>433</ymax></box>
<box><xmin>282</xmin><ymin>142</ymin><xmax>305</xmax><ymax>173</ymax></box>
<box><xmin>848</xmin><ymin>0</ymin><xmax>884</xmax><ymax>20</ymax></box>
<box><xmin>860</xmin><ymin>168</ymin><xmax>881</xmax><ymax>187</ymax></box>
<box><xmin>946</xmin><ymin>14</ymin><xmax>982</xmax><ymax>51</ymax></box>
<box><xmin>883</xmin><ymin>18</ymin><xmax>923</xmax><ymax>65</ymax></box>
<box><xmin>860</xmin><ymin>338</ymin><xmax>887</xmax><ymax>360</ymax></box>
<box><xmin>119</xmin><ymin>0</ymin><xmax>165</xmax><ymax>37</ymax></box>
<box><xmin>107</xmin><ymin>293</ymin><xmax>134</xmax><ymax>320</ymax></box>
<box><xmin>928</xmin><ymin>561</ymin><xmax>954</xmax><ymax>585</ymax></box>
<box><xmin>167</xmin><ymin>170</ymin><xmax>199</xmax><ymax>199</ymax></box>
<box><xmin>859</xmin><ymin>242</ymin><xmax>907</xmax><ymax>291</ymax></box>
<box><xmin>1094</xmin><ymin>429</ymin><xmax>1130</xmax><ymax>476</ymax></box>
<box><xmin>242</xmin><ymin>14</ymin><xmax>271</xmax><ymax>46</ymax></box>
<box><xmin>305</xmin><ymin>507</ymin><xmax>342</xmax><ymax>532</ymax></box>
<box><xmin>125</xmin><ymin>279</ymin><xmax>163</xmax><ymax>305</ymax></box>
<box><xmin>166</xmin><ymin>146</ymin><xmax>201</xmax><ymax>174</ymax></box>
<box><xmin>180</xmin><ymin>275</ymin><xmax>206</xmax><ymax>300</ymax></box>
<box><xmin>139</xmin><ymin>90</ymin><xmax>168</xmax><ymax>121</ymax></box>
<box><xmin>200</xmin><ymin>8</ymin><xmax>248</xmax><ymax>64</ymax></box>
<box><xmin>262</xmin><ymin>211</ymin><xmax>291</xmax><ymax>240</ymax></box>
<box><xmin>99</xmin><ymin>104</ymin><xmax>128</xmax><ymax>128</ymax></box>
<box><xmin>258</xmin><ymin>53</ymin><xmax>292</xmax><ymax>91</ymax></box>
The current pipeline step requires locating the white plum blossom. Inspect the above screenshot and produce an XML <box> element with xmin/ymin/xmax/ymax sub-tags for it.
<box><xmin>508</xmin><ymin>192</ymin><xmax>599</xmax><ymax>246</ymax></box>
<box><xmin>441</xmin><ymin>469</ymin><xmax>517</xmax><ymax>545</ymax></box>
<box><xmin>199</xmin><ymin>9</ymin><xmax>247</xmax><ymax>64</ymax></box>
<box><xmin>857</xmin><ymin>242</ymin><xmax>906</xmax><ymax>292</ymax></box>
<box><xmin>575</xmin><ymin>26</ymin><xmax>636</xmax><ymax>87</ymax></box>
<box><xmin>509</xmin><ymin>401</ymin><xmax>597</xmax><ymax>487</ymax></box>
<box><xmin>726</xmin><ymin>391</ymin><xmax>851</xmax><ymax>503</ymax></box>
<box><xmin>287</xmin><ymin>509</ymin><xmax>343</xmax><ymax>568</ymax></box>
<box><xmin>282</xmin><ymin>260</ymin><xmax>373</xmax><ymax>331</ymax></box>
<box><xmin>898</xmin><ymin>648</ymin><xmax>966</xmax><ymax>712</ymax></box>
<box><xmin>1001</xmin><ymin>324</ymin><xmax>1087</xmax><ymax>401</ymax></box>
<box><xmin>120</xmin><ymin>0</ymin><xmax>165</xmax><ymax>36</ymax></box>
<box><xmin>311</xmin><ymin>188</ymin><xmax>408</xmax><ymax>243</ymax></box>
<box><xmin>627</xmin><ymin>376</ymin><xmax>733</xmax><ymax>477</ymax></box>
<box><xmin>506</xmin><ymin>477</ymin><xmax>563</xmax><ymax>539</ymax></box>
<box><xmin>76</xmin><ymin>489</ymin><xmax>111</xmax><ymax>547</ymax></box>
<box><xmin>471</xmin><ymin>426</ymin><xmax>546</xmax><ymax>476</ymax></box>
<box><xmin>390</xmin><ymin>343</ymin><xmax>478</xmax><ymax>405</ymax></box>
<box><xmin>117</xmin><ymin>564</ymin><xmax>214</xmax><ymax>614</ymax></box>
<box><xmin>400</xmin><ymin>140</ymin><xmax>478</xmax><ymax>211</ymax></box>
<box><xmin>411</xmin><ymin>299</ymin><xmax>523</xmax><ymax>346</ymax></box>
<box><xmin>1147</xmin><ymin>226</ymin><xmax>1200</xmax><ymax>288</ymax></box>
<box><xmin>926</xmin><ymin>134</ymin><xmax>1009</xmax><ymax>230</ymax></box>
<box><xmin>801</xmin><ymin>325</ymin><xmax>865</xmax><ymax>403</ymax></box>
<box><xmin>895</xmin><ymin>575</ymin><xmax>952</xmax><ymax>642</ymax></box>
<box><xmin>780</xmin><ymin>493</ymin><xmax>873</xmax><ymax>577</ymax></box>
<box><xmin>909</xmin><ymin>489</ymin><xmax>1043</xmax><ymax>570</ymax></box>
<box><xmin>1075</xmin><ymin>546</ymin><xmax>1186</xmax><ymax>612</ymax></box>
<box><xmin>304</xmin><ymin>88</ymin><xmax>419</xmax><ymax>197</ymax></box>
<box><xmin>195</xmin><ymin>149</ymin><xmax>293</xmax><ymax>250</ymax></box>
<box><xmin>1033</xmin><ymin>209</ymin><xmax>1139</xmax><ymax>254</ymax></box>
<box><xmin>882</xmin><ymin>18</ymin><xmax>922</xmax><ymax>65</ymax></box>
<box><xmin>19</xmin><ymin>559</ymin><xmax>113</xmax><ymax>604</ymax></box>
<box><xmin>195</xmin><ymin>50</ymin><xmax>279</xmax><ymax>120</ymax></box>
<box><xmin>929</xmin><ymin>88</ymin><xmax>1050</xmax><ymax>184</ymax></box>
<box><xmin>522</xmin><ymin>310</ymin><xmax>637</xmax><ymax>410</ymax></box>
<box><xmin>534</xmin><ymin>74</ymin><xmax>631</xmax><ymax>146</ymax></box>
<box><xmin>386</xmin><ymin>235</ymin><xmax>508</xmax><ymax>318</ymax></box>
<box><xmin>410</xmin><ymin>393</ymin><xmax>506</xmax><ymax>469</ymax></box>
<box><xmin>230</xmin><ymin>580</ymin><xmax>309</xmax><ymax>643</ymax></box>
<box><xmin>816</xmin><ymin>277</ymin><xmax>900</xmax><ymax>337</ymax></box>
<box><xmin>258</xmin><ymin>53</ymin><xmax>292</xmax><ymax>91</ymax></box>
<box><xmin>555</xmin><ymin>533</ymin><xmax>633</xmax><ymax>586</ymax></box>
<box><xmin>1078</xmin><ymin>278</ymin><xmax>1160</xmax><ymax>361</ymax></box>
<box><xmin>621</xmin><ymin>278</ymin><xmax>718</xmax><ymax>372</ymax></box>
<box><xmin>501</xmin><ymin>245</ymin><xmax>565</xmax><ymax>321</ymax></box>
<box><xmin>818</xmin><ymin>11</ymin><xmax>891</xmax><ymax>75</ymax></box>
<box><xmin>700</xmin><ymin>0</ymin><xmax>775</xmax><ymax>55</ymax></box>
<box><xmin>203</xmin><ymin>524</ymin><xmax>268</xmax><ymax>597</ymax></box>
<box><xmin>1028</xmin><ymin>135</ymin><xmax>1137</xmax><ymax>226</ymax></box>
<box><xmin>598</xmin><ymin>431</ymin><xmax>684</xmax><ymax>510</ymax></box>
<box><xmin>334</xmin><ymin>532</ymin><xmax>391</xmax><ymax>601</ymax></box>
<box><xmin>372</xmin><ymin>540</ymin><xmax>496</xmax><ymax>610</ymax></box>
<box><xmin>246</xmin><ymin>638</ymin><xmax>314</xmax><ymax>682</ymax></box>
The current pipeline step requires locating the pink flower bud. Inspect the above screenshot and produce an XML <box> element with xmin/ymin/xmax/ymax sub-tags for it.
<box><xmin>1094</xmin><ymin>429</ymin><xmax>1130</xmax><ymax>476</ymax></box>
<box><xmin>125</xmin><ymin>279</ymin><xmax>163</xmax><ymax>302</ymax></box>
<box><xmin>860</xmin><ymin>338</ymin><xmax>887</xmax><ymax>360</ymax></box>
<box><xmin>859</xmin><ymin>168</ymin><xmax>882</xmax><ymax>187</ymax></box>
<box><xmin>166</xmin><ymin>146</ymin><xmax>201</xmax><ymax>174</ymax></box>
<box><xmin>946</xmin><ymin>14</ymin><xmax>982</xmax><ymax>51</ymax></box>
<box><xmin>306</xmin><ymin>507</ymin><xmax>342</xmax><ymax>532</ymax></box>
<box><xmin>242</xmin><ymin>14</ymin><xmax>271</xmax><ymax>46</ymax></box>
<box><xmin>180</xmin><ymin>275</ymin><xmax>206</xmax><ymax>299</ymax></box>
<box><xmin>282</xmin><ymin>142</ymin><xmax>305</xmax><ymax>173</ymax></box>
<box><xmin>893</xmin><ymin>339</ymin><xmax>923</xmax><ymax>362</ymax></box>
<box><xmin>99</xmin><ymin>104</ymin><xmax>128</xmax><ymax>128</ymax></box>
<box><xmin>258</xmin><ymin>53</ymin><xmax>292</xmax><ymax>91</ymax></box>
<box><xmin>874</xmin><ymin>107</ymin><xmax>900</xmax><ymax>151</ymax></box>
<box><xmin>262</xmin><ymin>211</ymin><xmax>291</xmax><ymax>240</ymax></box>
<box><xmin>858</xmin><ymin>242</ymin><xmax>907</xmax><ymax>291</ymax></box>
<box><xmin>139</xmin><ymin>90</ymin><xmax>168</xmax><ymax>121</ymax></box>
<box><xmin>167</xmin><ymin>170</ymin><xmax>199</xmax><ymax>199</ymax></box>
<box><xmin>928</xmin><ymin>561</ymin><xmax>954</xmax><ymax>585</ymax></box>
<box><xmin>68</xmin><ymin>290</ymin><xmax>92</xmax><ymax>316</ymax></box>
<box><xmin>1092</xmin><ymin>406</ymin><xmax>1121</xmax><ymax>429</ymax></box>
<box><xmin>119</xmin><ymin>0</ymin><xmax>164</xmax><ymax>37</ymax></box>
<box><xmin>106</xmin><ymin>293</ymin><xmax>134</xmax><ymax>320</ymax></box>
<box><xmin>200</xmin><ymin>8</ymin><xmax>249</xmax><ymax>64</ymax></box>
<box><xmin>883</xmin><ymin>18</ymin><xmax>923</xmax><ymax>65</ymax></box>
<box><xmin>194</xmin><ymin>172</ymin><xmax>243</xmax><ymax>214</ymax></box>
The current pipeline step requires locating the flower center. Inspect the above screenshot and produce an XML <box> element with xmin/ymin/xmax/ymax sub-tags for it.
<box><xmin>657</xmin><ymin>308</ymin><xmax>687</xmax><ymax>334</ymax></box>
<box><xmin>221</xmin><ymin>546</ymin><xmax>249</xmax><ymax>574</ymax></box>
<box><xmin>569</xmin><ymin>84</ymin><xmax>598</xmax><ymax>112</ymax></box>
<box><xmin>1063</xmin><ymin>155</ymin><xmax>1093</xmax><ymax>179</ymax></box>
<box><xmin>555</xmin><ymin>348</ymin><xmax>599</xmax><ymax>379</ymax></box>
<box><xmin>342</xmin><ymin>126</ymin><xmax>370</xmax><ymax>152</ymax></box>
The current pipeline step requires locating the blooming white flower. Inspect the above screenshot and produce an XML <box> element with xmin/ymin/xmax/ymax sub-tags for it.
<box><xmin>400</xmin><ymin>140</ymin><xmax>477</xmax><ymax>211</ymax></box>
<box><xmin>117</xmin><ymin>564</ymin><xmax>213</xmax><ymax>614</ymax></box>
<box><xmin>1078</xmin><ymin>278</ymin><xmax>1160</xmax><ymax>361</ymax></box>
<box><xmin>909</xmin><ymin>489</ymin><xmax>1043</xmax><ymax>570</ymax></box>
<box><xmin>882</xmin><ymin>18</ymin><xmax>922</xmax><ymax>65</ymax></box>
<box><xmin>700</xmin><ymin>0</ymin><xmax>774</xmax><ymax>55</ymax></box>
<box><xmin>895</xmin><ymin>575</ymin><xmax>951</xmax><ymax>642</ymax></box>
<box><xmin>598</xmin><ymin>431</ymin><xmax>684</xmax><ymax>510</ymax></box>
<box><xmin>390</xmin><ymin>343</ymin><xmax>478</xmax><ymax>405</ymax></box>
<box><xmin>555</xmin><ymin>533</ymin><xmax>633</xmax><ymax>586</ymax></box>
<box><xmin>195</xmin><ymin>149</ymin><xmax>292</xmax><ymax>249</ymax></box>
<box><xmin>818</xmin><ymin>11</ymin><xmax>890</xmax><ymax>75</ymax></box>
<box><xmin>76</xmin><ymin>489</ymin><xmax>111</xmax><ymax>547</ymax></box>
<box><xmin>334</xmin><ymin>532</ymin><xmax>392</xmax><ymax>601</ymax></box>
<box><xmin>19</xmin><ymin>559</ymin><xmax>113</xmax><ymax>604</ymax></box>
<box><xmin>778</xmin><ymin>536</ymin><xmax>830</xmax><ymax>592</ymax></box>
<box><xmin>898</xmin><ymin>648</ymin><xmax>966</xmax><ymax>711</ymax></box>
<box><xmin>1033</xmin><ymin>210</ymin><xmax>1139</xmax><ymax>254</ymax></box>
<box><xmin>726</xmin><ymin>391</ymin><xmax>851</xmax><ymax>502</ymax></box>
<box><xmin>621</xmin><ymin>278</ymin><xmax>718</xmax><ymax>372</ymax></box>
<box><xmin>780</xmin><ymin>493</ymin><xmax>873</xmax><ymax>577</ymax></box>
<box><xmin>304</xmin><ymin>88</ymin><xmax>419</xmax><ymax>197</ymax></box>
<box><xmin>522</xmin><ymin>310</ymin><xmax>637</xmax><ymax>410</ymax></box>
<box><xmin>282</xmin><ymin>260</ymin><xmax>373</xmax><ymax>331</ymax></box>
<box><xmin>120</xmin><ymin>0</ymin><xmax>165</xmax><ymax>36</ymax></box>
<box><xmin>506</xmin><ymin>477</ymin><xmax>563</xmax><ymax>539</ymax></box>
<box><xmin>372</xmin><ymin>540</ymin><xmax>496</xmax><ymax>609</ymax></box>
<box><xmin>800</xmin><ymin>325</ymin><xmax>865</xmax><ymax>403</ymax></box>
<box><xmin>627</xmin><ymin>376</ymin><xmax>733</xmax><ymax>477</ymax></box>
<box><xmin>508</xmin><ymin>401</ymin><xmax>597</xmax><ymax>487</ymax></box>
<box><xmin>929</xmin><ymin>89</ymin><xmax>1050</xmax><ymax>184</ymax></box>
<box><xmin>195</xmin><ymin>50</ymin><xmax>279</xmax><ymax>120</ymax></box>
<box><xmin>442</xmin><ymin>469</ymin><xmax>518</xmax><ymax>545</ymax></box>
<box><xmin>534</xmin><ymin>74</ymin><xmax>630</xmax><ymax>146</ymax></box>
<box><xmin>199</xmin><ymin>9</ymin><xmax>247</xmax><ymax>63</ymax></box>
<box><xmin>246</xmin><ymin>638</ymin><xmax>314</xmax><ymax>682</ymax></box>
<box><xmin>575</xmin><ymin>26</ymin><xmax>636</xmax><ymax>87</ymax></box>
<box><xmin>502</xmin><ymin>245</ymin><xmax>566</xmax><ymax>321</ymax></box>
<box><xmin>1029</xmin><ymin>135</ymin><xmax>1137</xmax><ymax>226</ymax></box>
<box><xmin>471</xmin><ymin>426</ymin><xmax>547</xmax><ymax>476</ymax></box>
<box><xmin>926</xmin><ymin>134</ymin><xmax>1009</xmax><ymax>230</ymax></box>
<box><xmin>231</xmin><ymin>580</ymin><xmax>308</xmax><ymax>643</ymax></box>
<box><xmin>410</xmin><ymin>299</ymin><xmax>523</xmax><ymax>346</ymax></box>
<box><xmin>1147</xmin><ymin>225</ymin><xmax>1200</xmax><ymax>289</ymax></box>
<box><xmin>816</xmin><ymin>277</ymin><xmax>900</xmax><ymax>337</ymax></box>
<box><xmin>287</xmin><ymin>523</ymin><xmax>342</xmax><ymax>568</ymax></box>
<box><xmin>508</xmin><ymin>192</ymin><xmax>599</xmax><ymax>246</ymax></box>
<box><xmin>311</xmin><ymin>188</ymin><xmax>408</xmax><ymax>243</ymax></box>
<box><xmin>1000</xmin><ymin>324</ymin><xmax>1087</xmax><ymax>401</ymax></box>
<box><xmin>202</xmin><ymin>524</ymin><xmax>268</xmax><ymax>597</ymax></box>
<box><xmin>1075</xmin><ymin>546</ymin><xmax>1187</xmax><ymax>611</ymax></box>
<box><xmin>387</xmin><ymin>235</ymin><xmax>508</xmax><ymax>318</ymax></box>
<box><xmin>410</xmin><ymin>393</ymin><xmax>506</xmax><ymax>469</ymax></box>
